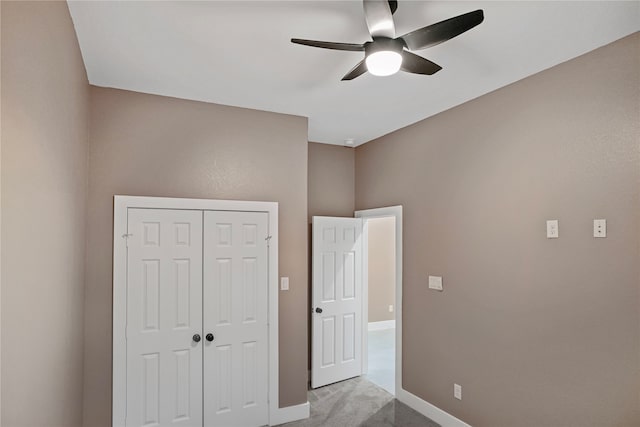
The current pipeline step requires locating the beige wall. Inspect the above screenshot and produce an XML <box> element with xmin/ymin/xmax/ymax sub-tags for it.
<box><xmin>1</xmin><ymin>2</ymin><xmax>89</xmax><ymax>426</ymax></box>
<box><xmin>355</xmin><ymin>33</ymin><xmax>640</xmax><ymax>427</ymax></box>
<box><xmin>367</xmin><ymin>217</ymin><xmax>395</xmax><ymax>323</ymax></box>
<box><xmin>308</xmin><ymin>142</ymin><xmax>355</xmax><ymax>221</ymax></box>
<box><xmin>83</xmin><ymin>87</ymin><xmax>309</xmax><ymax>426</ymax></box>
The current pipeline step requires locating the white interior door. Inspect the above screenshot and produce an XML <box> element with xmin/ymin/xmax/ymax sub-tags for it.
<box><xmin>203</xmin><ymin>211</ymin><xmax>269</xmax><ymax>427</ymax></box>
<box><xmin>311</xmin><ymin>216</ymin><xmax>363</xmax><ymax>388</ymax></box>
<box><xmin>126</xmin><ymin>208</ymin><xmax>203</xmax><ymax>427</ymax></box>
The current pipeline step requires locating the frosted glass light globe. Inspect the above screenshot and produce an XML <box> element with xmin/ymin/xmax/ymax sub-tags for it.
<box><xmin>365</xmin><ymin>50</ymin><xmax>402</xmax><ymax>76</ymax></box>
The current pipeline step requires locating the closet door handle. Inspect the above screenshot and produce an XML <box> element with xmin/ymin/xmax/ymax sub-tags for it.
<box><xmin>206</xmin><ymin>333</ymin><xmax>214</xmax><ymax>342</ymax></box>
<box><xmin>315</xmin><ymin>307</ymin><xmax>323</xmax><ymax>314</ymax></box>
<box><xmin>192</xmin><ymin>334</ymin><xmax>201</xmax><ymax>343</ymax></box>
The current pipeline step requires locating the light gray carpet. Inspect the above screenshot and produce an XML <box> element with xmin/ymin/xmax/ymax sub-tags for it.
<box><xmin>277</xmin><ymin>376</ymin><xmax>440</xmax><ymax>427</ymax></box>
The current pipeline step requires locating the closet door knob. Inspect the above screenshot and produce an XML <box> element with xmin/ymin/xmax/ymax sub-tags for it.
<box><xmin>206</xmin><ymin>333</ymin><xmax>214</xmax><ymax>342</ymax></box>
<box><xmin>315</xmin><ymin>307</ymin><xmax>323</xmax><ymax>314</ymax></box>
<box><xmin>192</xmin><ymin>334</ymin><xmax>201</xmax><ymax>343</ymax></box>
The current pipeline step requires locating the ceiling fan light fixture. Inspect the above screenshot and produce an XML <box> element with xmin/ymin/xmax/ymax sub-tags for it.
<box><xmin>364</xmin><ymin>38</ymin><xmax>404</xmax><ymax>77</ymax></box>
<box><xmin>366</xmin><ymin>51</ymin><xmax>402</xmax><ymax>76</ymax></box>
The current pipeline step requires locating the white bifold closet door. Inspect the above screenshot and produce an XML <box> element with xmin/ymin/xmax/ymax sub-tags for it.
<box><xmin>126</xmin><ymin>209</ymin><xmax>203</xmax><ymax>427</ymax></box>
<box><xmin>203</xmin><ymin>210</ymin><xmax>269</xmax><ymax>427</ymax></box>
<box><xmin>125</xmin><ymin>208</ymin><xmax>268</xmax><ymax>427</ymax></box>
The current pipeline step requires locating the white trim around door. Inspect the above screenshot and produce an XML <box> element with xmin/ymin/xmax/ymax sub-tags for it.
<box><xmin>113</xmin><ymin>196</ymin><xmax>307</xmax><ymax>426</ymax></box>
<box><xmin>355</xmin><ymin>206</ymin><xmax>403</xmax><ymax>396</ymax></box>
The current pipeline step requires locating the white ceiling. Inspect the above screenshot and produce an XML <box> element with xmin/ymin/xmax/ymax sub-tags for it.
<box><xmin>67</xmin><ymin>1</ymin><xmax>639</xmax><ymax>147</ymax></box>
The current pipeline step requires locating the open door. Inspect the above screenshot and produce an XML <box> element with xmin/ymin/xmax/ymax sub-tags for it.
<box><xmin>311</xmin><ymin>216</ymin><xmax>363</xmax><ymax>388</ymax></box>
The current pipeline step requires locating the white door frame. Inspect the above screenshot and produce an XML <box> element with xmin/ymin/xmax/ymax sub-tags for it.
<box><xmin>355</xmin><ymin>205</ymin><xmax>402</xmax><ymax>395</ymax></box>
<box><xmin>113</xmin><ymin>195</ymin><xmax>280</xmax><ymax>427</ymax></box>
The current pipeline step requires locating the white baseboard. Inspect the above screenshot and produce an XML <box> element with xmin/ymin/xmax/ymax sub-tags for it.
<box><xmin>269</xmin><ymin>401</ymin><xmax>310</xmax><ymax>426</ymax></box>
<box><xmin>368</xmin><ymin>320</ymin><xmax>396</xmax><ymax>331</ymax></box>
<box><xmin>396</xmin><ymin>388</ymin><xmax>471</xmax><ymax>427</ymax></box>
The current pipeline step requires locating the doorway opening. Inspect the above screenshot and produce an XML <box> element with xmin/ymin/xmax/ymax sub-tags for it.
<box><xmin>310</xmin><ymin>206</ymin><xmax>402</xmax><ymax>395</ymax></box>
<box><xmin>363</xmin><ymin>216</ymin><xmax>396</xmax><ymax>394</ymax></box>
<box><xmin>356</xmin><ymin>206</ymin><xmax>403</xmax><ymax>397</ymax></box>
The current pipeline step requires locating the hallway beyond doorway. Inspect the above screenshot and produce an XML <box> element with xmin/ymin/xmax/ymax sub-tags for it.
<box><xmin>364</xmin><ymin>328</ymin><xmax>396</xmax><ymax>395</ymax></box>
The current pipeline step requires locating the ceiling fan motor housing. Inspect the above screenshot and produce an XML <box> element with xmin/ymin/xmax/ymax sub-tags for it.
<box><xmin>364</xmin><ymin>37</ymin><xmax>405</xmax><ymax>57</ymax></box>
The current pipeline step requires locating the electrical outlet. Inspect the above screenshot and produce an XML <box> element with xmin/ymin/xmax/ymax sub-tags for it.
<box><xmin>593</xmin><ymin>219</ymin><xmax>606</xmax><ymax>238</ymax></box>
<box><xmin>546</xmin><ymin>220</ymin><xmax>559</xmax><ymax>238</ymax></box>
<box><xmin>388</xmin><ymin>305</ymin><xmax>394</xmax><ymax>313</ymax></box>
<box><xmin>454</xmin><ymin>383</ymin><xmax>462</xmax><ymax>400</ymax></box>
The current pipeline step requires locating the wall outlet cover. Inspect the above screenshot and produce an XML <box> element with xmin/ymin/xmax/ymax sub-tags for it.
<box><xmin>593</xmin><ymin>219</ymin><xmax>607</xmax><ymax>238</ymax></box>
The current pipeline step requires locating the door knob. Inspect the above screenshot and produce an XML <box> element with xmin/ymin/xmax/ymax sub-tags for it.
<box><xmin>192</xmin><ymin>334</ymin><xmax>201</xmax><ymax>343</ymax></box>
<box><xmin>315</xmin><ymin>307</ymin><xmax>323</xmax><ymax>314</ymax></box>
<box><xmin>206</xmin><ymin>333</ymin><xmax>214</xmax><ymax>342</ymax></box>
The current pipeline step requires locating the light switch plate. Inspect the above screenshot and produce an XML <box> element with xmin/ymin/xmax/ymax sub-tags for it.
<box><xmin>546</xmin><ymin>220</ymin><xmax>559</xmax><ymax>238</ymax></box>
<box><xmin>428</xmin><ymin>276</ymin><xmax>443</xmax><ymax>291</ymax></box>
<box><xmin>593</xmin><ymin>219</ymin><xmax>606</xmax><ymax>238</ymax></box>
<box><xmin>454</xmin><ymin>384</ymin><xmax>462</xmax><ymax>400</ymax></box>
<box><xmin>280</xmin><ymin>277</ymin><xmax>289</xmax><ymax>291</ymax></box>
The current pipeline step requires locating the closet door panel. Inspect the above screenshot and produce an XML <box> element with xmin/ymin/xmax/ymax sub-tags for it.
<box><xmin>126</xmin><ymin>209</ymin><xmax>203</xmax><ymax>427</ymax></box>
<box><xmin>203</xmin><ymin>211</ymin><xmax>269</xmax><ymax>427</ymax></box>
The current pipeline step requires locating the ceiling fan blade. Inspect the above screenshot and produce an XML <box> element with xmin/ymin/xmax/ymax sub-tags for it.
<box><xmin>363</xmin><ymin>0</ymin><xmax>396</xmax><ymax>39</ymax></box>
<box><xmin>388</xmin><ymin>0</ymin><xmax>398</xmax><ymax>15</ymax></box>
<box><xmin>399</xmin><ymin>9</ymin><xmax>484</xmax><ymax>51</ymax></box>
<box><xmin>401</xmin><ymin>51</ymin><xmax>442</xmax><ymax>75</ymax></box>
<box><xmin>342</xmin><ymin>60</ymin><xmax>368</xmax><ymax>81</ymax></box>
<box><xmin>291</xmin><ymin>38</ymin><xmax>364</xmax><ymax>52</ymax></box>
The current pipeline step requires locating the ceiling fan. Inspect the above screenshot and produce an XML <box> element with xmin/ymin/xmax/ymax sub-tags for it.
<box><xmin>291</xmin><ymin>0</ymin><xmax>484</xmax><ymax>80</ymax></box>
